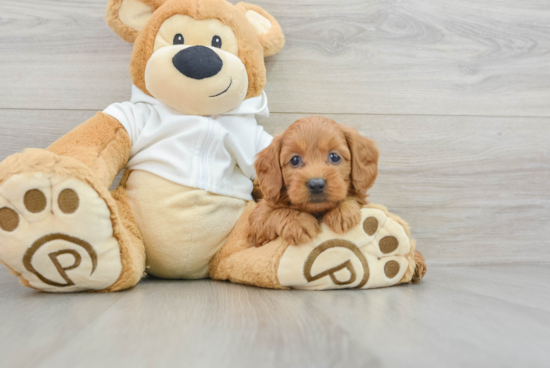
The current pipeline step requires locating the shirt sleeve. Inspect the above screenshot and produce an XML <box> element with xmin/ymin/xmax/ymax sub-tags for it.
<box><xmin>256</xmin><ymin>126</ymin><xmax>273</xmax><ymax>155</ymax></box>
<box><xmin>103</xmin><ymin>102</ymin><xmax>150</xmax><ymax>146</ymax></box>
<box><xmin>249</xmin><ymin>126</ymin><xmax>274</xmax><ymax>180</ymax></box>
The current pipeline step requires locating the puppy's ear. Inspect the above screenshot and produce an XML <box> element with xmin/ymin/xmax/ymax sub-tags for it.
<box><xmin>343</xmin><ymin>127</ymin><xmax>379</xmax><ymax>195</ymax></box>
<box><xmin>255</xmin><ymin>135</ymin><xmax>284</xmax><ymax>202</ymax></box>
<box><xmin>236</xmin><ymin>3</ymin><xmax>285</xmax><ymax>57</ymax></box>
<box><xmin>106</xmin><ymin>0</ymin><xmax>166</xmax><ymax>43</ymax></box>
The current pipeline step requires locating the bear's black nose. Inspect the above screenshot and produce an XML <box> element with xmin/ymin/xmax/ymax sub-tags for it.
<box><xmin>172</xmin><ymin>46</ymin><xmax>223</xmax><ymax>80</ymax></box>
<box><xmin>307</xmin><ymin>178</ymin><xmax>326</xmax><ymax>195</ymax></box>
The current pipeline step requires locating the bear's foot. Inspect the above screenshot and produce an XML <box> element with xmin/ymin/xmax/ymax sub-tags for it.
<box><xmin>277</xmin><ymin>204</ymin><xmax>424</xmax><ymax>290</ymax></box>
<box><xmin>0</xmin><ymin>172</ymin><xmax>123</xmax><ymax>292</ymax></box>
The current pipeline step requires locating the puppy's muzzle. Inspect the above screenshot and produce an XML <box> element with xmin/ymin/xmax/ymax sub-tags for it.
<box><xmin>172</xmin><ymin>46</ymin><xmax>223</xmax><ymax>80</ymax></box>
<box><xmin>307</xmin><ymin>178</ymin><xmax>326</xmax><ymax>195</ymax></box>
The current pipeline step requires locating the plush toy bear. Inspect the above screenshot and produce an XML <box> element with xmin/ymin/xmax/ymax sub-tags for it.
<box><xmin>0</xmin><ymin>0</ymin><xmax>426</xmax><ymax>293</ymax></box>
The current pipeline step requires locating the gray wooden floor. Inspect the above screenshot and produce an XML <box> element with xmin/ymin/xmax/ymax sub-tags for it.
<box><xmin>1</xmin><ymin>264</ymin><xmax>549</xmax><ymax>368</ymax></box>
<box><xmin>0</xmin><ymin>0</ymin><xmax>549</xmax><ymax>367</ymax></box>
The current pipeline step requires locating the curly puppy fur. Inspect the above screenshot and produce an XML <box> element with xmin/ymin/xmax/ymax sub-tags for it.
<box><xmin>250</xmin><ymin>116</ymin><xmax>379</xmax><ymax>246</ymax></box>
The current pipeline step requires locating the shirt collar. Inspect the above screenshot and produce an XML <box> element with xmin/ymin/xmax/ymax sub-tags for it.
<box><xmin>130</xmin><ymin>85</ymin><xmax>269</xmax><ymax>118</ymax></box>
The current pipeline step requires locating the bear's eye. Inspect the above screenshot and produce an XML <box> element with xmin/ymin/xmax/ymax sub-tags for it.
<box><xmin>173</xmin><ymin>34</ymin><xmax>184</xmax><ymax>45</ymax></box>
<box><xmin>290</xmin><ymin>156</ymin><xmax>302</xmax><ymax>168</ymax></box>
<box><xmin>211</xmin><ymin>35</ymin><xmax>222</xmax><ymax>48</ymax></box>
<box><xmin>328</xmin><ymin>153</ymin><xmax>341</xmax><ymax>164</ymax></box>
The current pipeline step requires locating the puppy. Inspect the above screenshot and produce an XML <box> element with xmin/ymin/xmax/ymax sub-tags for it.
<box><xmin>249</xmin><ymin>116</ymin><xmax>379</xmax><ymax>246</ymax></box>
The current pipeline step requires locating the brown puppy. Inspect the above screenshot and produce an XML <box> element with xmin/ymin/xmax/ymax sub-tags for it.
<box><xmin>250</xmin><ymin>116</ymin><xmax>379</xmax><ymax>246</ymax></box>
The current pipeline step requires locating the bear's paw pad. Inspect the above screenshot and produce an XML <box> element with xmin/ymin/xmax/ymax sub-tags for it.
<box><xmin>277</xmin><ymin>207</ymin><xmax>411</xmax><ymax>290</ymax></box>
<box><xmin>0</xmin><ymin>173</ymin><xmax>122</xmax><ymax>292</ymax></box>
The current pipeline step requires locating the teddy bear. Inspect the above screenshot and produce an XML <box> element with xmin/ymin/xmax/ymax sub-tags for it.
<box><xmin>0</xmin><ymin>0</ymin><xmax>426</xmax><ymax>293</ymax></box>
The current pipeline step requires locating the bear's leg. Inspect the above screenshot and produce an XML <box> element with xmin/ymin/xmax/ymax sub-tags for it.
<box><xmin>107</xmin><ymin>179</ymin><xmax>147</xmax><ymax>291</ymax></box>
<box><xmin>276</xmin><ymin>203</ymin><xmax>427</xmax><ymax>290</ymax></box>
<box><xmin>210</xmin><ymin>202</ymin><xmax>427</xmax><ymax>290</ymax></box>
<box><xmin>0</xmin><ymin>113</ymin><xmax>146</xmax><ymax>292</ymax></box>
<box><xmin>0</xmin><ymin>152</ymin><xmax>145</xmax><ymax>292</ymax></box>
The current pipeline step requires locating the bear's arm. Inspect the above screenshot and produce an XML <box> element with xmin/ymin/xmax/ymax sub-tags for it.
<box><xmin>47</xmin><ymin>112</ymin><xmax>131</xmax><ymax>188</ymax></box>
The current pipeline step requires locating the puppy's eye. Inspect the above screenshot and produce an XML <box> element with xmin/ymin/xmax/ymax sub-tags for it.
<box><xmin>173</xmin><ymin>34</ymin><xmax>184</xmax><ymax>45</ymax></box>
<box><xmin>290</xmin><ymin>155</ymin><xmax>302</xmax><ymax>167</ymax></box>
<box><xmin>212</xmin><ymin>35</ymin><xmax>222</xmax><ymax>48</ymax></box>
<box><xmin>329</xmin><ymin>153</ymin><xmax>341</xmax><ymax>164</ymax></box>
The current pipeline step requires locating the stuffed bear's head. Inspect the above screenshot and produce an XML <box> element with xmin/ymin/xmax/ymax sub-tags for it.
<box><xmin>106</xmin><ymin>0</ymin><xmax>284</xmax><ymax>115</ymax></box>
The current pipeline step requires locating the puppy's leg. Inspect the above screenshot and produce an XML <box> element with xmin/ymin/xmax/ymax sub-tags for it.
<box><xmin>277</xmin><ymin>209</ymin><xmax>321</xmax><ymax>245</ymax></box>
<box><xmin>248</xmin><ymin>201</ymin><xmax>279</xmax><ymax>246</ymax></box>
<box><xmin>323</xmin><ymin>198</ymin><xmax>362</xmax><ymax>234</ymax></box>
<box><xmin>210</xmin><ymin>201</ymin><xmax>288</xmax><ymax>289</ymax></box>
<box><xmin>249</xmin><ymin>201</ymin><xmax>321</xmax><ymax>246</ymax></box>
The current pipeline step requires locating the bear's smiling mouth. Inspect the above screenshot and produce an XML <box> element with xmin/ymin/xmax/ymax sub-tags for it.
<box><xmin>209</xmin><ymin>78</ymin><xmax>233</xmax><ymax>98</ymax></box>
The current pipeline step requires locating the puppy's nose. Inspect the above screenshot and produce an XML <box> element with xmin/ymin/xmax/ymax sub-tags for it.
<box><xmin>307</xmin><ymin>178</ymin><xmax>326</xmax><ymax>194</ymax></box>
<box><xmin>172</xmin><ymin>46</ymin><xmax>223</xmax><ymax>80</ymax></box>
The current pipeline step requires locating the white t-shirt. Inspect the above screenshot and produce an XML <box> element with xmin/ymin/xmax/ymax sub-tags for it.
<box><xmin>103</xmin><ymin>85</ymin><xmax>273</xmax><ymax>201</ymax></box>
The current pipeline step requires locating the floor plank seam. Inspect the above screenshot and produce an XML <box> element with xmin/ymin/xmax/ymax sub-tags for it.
<box><xmin>429</xmin><ymin>261</ymin><xmax>550</xmax><ymax>267</ymax></box>
<box><xmin>1</xmin><ymin>107</ymin><xmax>550</xmax><ymax>120</ymax></box>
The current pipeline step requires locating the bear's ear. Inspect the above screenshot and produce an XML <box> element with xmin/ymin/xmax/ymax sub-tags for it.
<box><xmin>106</xmin><ymin>0</ymin><xmax>166</xmax><ymax>43</ymax></box>
<box><xmin>236</xmin><ymin>3</ymin><xmax>285</xmax><ymax>57</ymax></box>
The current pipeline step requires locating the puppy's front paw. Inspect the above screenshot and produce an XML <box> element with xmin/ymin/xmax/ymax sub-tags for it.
<box><xmin>280</xmin><ymin>213</ymin><xmax>321</xmax><ymax>245</ymax></box>
<box><xmin>248</xmin><ymin>224</ymin><xmax>277</xmax><ymax>247</ymax></box>
<box><xmin>324</xmin><ymin>200</ymin><xmax>361</xmax><ymax>234</ymax></box>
